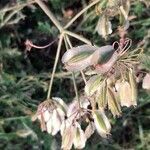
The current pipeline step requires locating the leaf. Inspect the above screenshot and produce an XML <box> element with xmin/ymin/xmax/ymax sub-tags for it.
<box><xmin>68</xmin><ymin>51</ymin><xmax>94</xmax><ymax>63</ymax></box>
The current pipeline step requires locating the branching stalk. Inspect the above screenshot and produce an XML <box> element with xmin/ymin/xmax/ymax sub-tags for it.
<box><xmin>0</xmin><ymin>0</ymin><xmax>35</xmax><ymax>13</ymax></box>
<box><xmin>35</xmin><ymin>0</ymin><xmax>63</xmax><ymax>32</ymax></box>
<box><xmin>0</xmin><ymin>9</ymin><xmax>22</xmax><ymax>28</ymax></box>
<box><xmin>64</xmin><ymin>0</ymin><xmax>100</xmax><ymax>29</ymax></box>
<box><xmin>65</xmin><ymin>30</ymin><xmax>91</xmax><ymax>45</ymax></box>
<box><xmin>35</xmin><ymin>0</ymin><xmax>93</xmax><ymax>100</ymax></box>
<box><xmin>47</xmin><ymin>34</ymin><xmax>64</xmax><ymax>99</ymax></box>
<box><xmin>64</xmin><ymin>35</ymin><xmax>80</xmax><ymax>107</ymax></box>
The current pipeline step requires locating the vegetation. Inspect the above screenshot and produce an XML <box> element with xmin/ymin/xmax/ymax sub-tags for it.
<box><xmin>0</xmin><ymin>0</ymin><xmax>150</xmax><ymax>149</ymax></box>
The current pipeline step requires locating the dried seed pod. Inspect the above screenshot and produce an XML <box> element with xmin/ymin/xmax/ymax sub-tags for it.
<box><xmin>67</xmin><ymin>100</ymin><xmax>79</xmax><ymax>121</ymax></box>
<box><xmin>119</xmin><ymin>81</ymin><xmax>133</xmax><ymax>107</ymax></box>
<box><xmin>96</xmin><ymin>79</ymin><xmax>107</xmax><ymax>109</ymax></box>
<box><xmin>107</xmin><ymin>87</ymin><xmax>121</xmax><ymax>117</ymax></box>
<box><xmin>51</xmin><ymin>108</ymin><xmax>65</xmax><ymax>135</ymax></box>
<box><xmin>128</xmin><ymin>69</ymin><xmax>137</xmax><ymax>106</ymax></box>
<box><xmin>39</xmin><ymin>113</ymin><xmax>47</xmax><ymax>132</ymax></box>
<box><xmin>35</xmin><ymin>100</ymin><xmax>54</xmax><ymax>132</ymax></box>
<box><xmin>95</xmin><ymin>52</ymin><xmax>118</xmax><ymax>74</ymax></box>
<box><xmin>93</xmin><ymin>110</ymin><xmax>111</xmax><ymax>137</ymax></box>
<box><xmin>34</xmin><ymin>98</ymin><xmax>67</xmax><ymax>135</ymax></box>
<box><xmin>52</xmin><ymin>97</ymin><xmax>68</xmax><ymax>114</ymax></box>
<box><xmin>62</xmin><ymin>44</ymin><xmax>116</xmax><ymax>72</ymax></box>
<box><xmin>73</xmin><ymin>123</ymin><xmax>87</xmax><ymax>149</ymax></box>
<box><xmin>85</xmin><ymin>75</ymin><xmax>102</xmax><ymax>96</ymax></box>
<box><xmin>61</xmin><ymin>123</ymin><xmax>75</xmax><ymax>150</ymax></box>
<box><xmin>62</xmin><ymin>45</ymin><xmax>97</xmax><ymax>71</ymax></box>
<box><xmin>114</xmin><ymin>79</ymin><xmax>122</xmax><ymax>102</ymax></box>
<box><xmin>85</xmin><ymin>122</ymin><xmax>95</xmax><ymax>139</ymax></box>
<box><xmin>95</xmin><ymin>14</ymin><xmax>112</xmax><ymax>39</ymax></box>
<box><xmin>142</xmin><ymin>73</ymin><xmax>150</xmax><ymax>90</ymax></box>
<box><xmin>92</xmin><ymin>45</ymin><xmax>115</xmax><ymax>65</ymax></box>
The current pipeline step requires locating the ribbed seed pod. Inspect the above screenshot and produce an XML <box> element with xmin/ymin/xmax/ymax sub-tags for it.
<box><xmin>85</xmin><ymin>75</ymin><xmax>102</xmax><ymax>96</ymax></box>
<box><xmin>61</xmin><ymin>45</ymin><xmax>97</xmax><ymax>71</ymax></box>
<box><xmin>95</xmin><ymin>14</ymin><xmax>112</xmax><ymax>39</ymax></box>
<box><xmin>92</xmin><ymin>45</ymin><xmax>115</xmax><ymax>65</ymax></box>
<box><xmin>128</xmin><ymin>69</ymin><xmax>137</xmax><ymax>106</ymax></box>
<box><xmin>119</xmin><ymin>80</ymin><xmax>132</xmax><ymax>107</ymax></box>
<box><xmin>107</xmin><ymin>87</ymin><xmax>121</xmax><ymax>117</ymax></box>
<box><xmin>93</xmin><ymin>110</ymin><xmax>111</xmax><ymax>138</ymax></box>
<box><xmin>96</xmin><ymin>79</ymin><xmax>107</xmax><ymax>109</ymax></box>
<box><xmin>73</xmin><ymin>123</ymin><xmax>87</xmax><ymax>149</ymax></box>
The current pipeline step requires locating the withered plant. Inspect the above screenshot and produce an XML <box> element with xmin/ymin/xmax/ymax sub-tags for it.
<box><xmin>2</xmin><ymin>0</ymin><xmax>147</xmax><ymax>149</ymax></box>
<box><xmin>27</xmin><ymin>0</ymin><xmax>146</xmax><ymax>149</ymax></box>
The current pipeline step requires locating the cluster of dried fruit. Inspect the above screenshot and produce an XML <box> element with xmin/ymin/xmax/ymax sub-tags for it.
<box><xmin>33</xmin><ymin>97</ymin><xmax>111</xmax><ymax>149</ymax></box>
<box><xmin>62</xmin><ymin>42</ymin><xmax>140</xmax><ymax>113</ymax></box>
<box><xmin>33</xmin><ymin>39</ymin><xmax>144</xmax><ymax>149</ymax></box>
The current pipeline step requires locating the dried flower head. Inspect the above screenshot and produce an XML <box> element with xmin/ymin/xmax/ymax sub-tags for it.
<box><xmin>33</xmin><ymin>97</ymin><xmax>67</xmax><ymax>135</ymax></box>
<box><xmin>60</xmin><ymin>98</ymin><xmax>93</xmax><ymax>150</ymax></box>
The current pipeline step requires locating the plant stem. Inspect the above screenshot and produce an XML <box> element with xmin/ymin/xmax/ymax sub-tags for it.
<box><xmin>0</xmin><ymin>116</ymin><xmax>29</xmax><ymax>121</ymax></box>
<box><xmin>65</xmin><ymin>30</ymin><xmax>91</xmax><ymax>45</ymax></box>
<box><xmin>72</xmin><ymin>73</ymin><xmax>80</xmax><ymax>106</ymax></box>
<box><xmin>0</xmin><ymin>0</ymin><xmax>35</xmax><ymax>13</ymax></box>
<box><xmin>81</xmin><ymin>70</ymin><xmax>87</xmax><ymax>83</ymax></box>
<box><xmin>64</xmin><ymin>35</ymin><xmax>80</xmax><ymax>107</ymax></box>
<box><xmin>64</xmin><ymin>0</ymin><xmax>100</xmax><ymax>29</ymax></box>
<box><xmin>47</xmin><ymin>34</ymin><xmax>64</xmax><ymax>99</ymax></box>
<box><xmin>0</xmin><ymin>8</ymin><xmax>22</xmax><ymax>28</ymax></box>
<box><xmin>35</xmin><ymin>0</ymin><xmax>92</xmax><ymax>100</ymax></box>
<box><xmin>35</xmin><ymin>0</ymin><xmax>63</xmax><ymax>32</ymax></box>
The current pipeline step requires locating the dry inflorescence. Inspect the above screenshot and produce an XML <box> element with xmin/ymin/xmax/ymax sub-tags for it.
<box><xmin>31</xmin><ymin>0</ymin><xmax>146</xmax><ymax>149</ymax></box>
<box><xmin>33</xmin><ymin>37</ymin><xmax>143</xmax><ymax>149</ymax></box>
